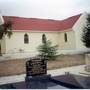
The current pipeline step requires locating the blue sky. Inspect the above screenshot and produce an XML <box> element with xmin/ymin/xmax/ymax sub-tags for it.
<box><xmin>0</xmin><ymin>0</ymin><xmax>90</xmax><ymax>20</ymax></box>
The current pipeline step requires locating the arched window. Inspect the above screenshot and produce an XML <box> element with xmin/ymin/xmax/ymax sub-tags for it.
<box><xmin>64</xmin><ymin>33</ymin><xmax>67</xmax><ymax>42</ymax></box>
<box><xmin>24</xmin><ymin>34</ymin><xmax>29</xmax><ymax>44</ymax></box>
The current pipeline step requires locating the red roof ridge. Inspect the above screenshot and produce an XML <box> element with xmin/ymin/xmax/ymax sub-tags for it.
<box><xmin>2</xmin><ymin>13</ymin><xmax>82</xmax><ymax>22</ymax></box>
<box><xmin>3</xmin><ymin>16</ymin><xmax>61</xmax><ymax>23</ymax></box>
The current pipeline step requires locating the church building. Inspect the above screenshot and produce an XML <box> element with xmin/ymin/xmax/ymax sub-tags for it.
<box><xmin>0</xmin><ymin>13</ymin><xmax>87</xmax><ymax>55</ymax></box>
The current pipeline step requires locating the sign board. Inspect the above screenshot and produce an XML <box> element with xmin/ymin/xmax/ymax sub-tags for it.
<box><xmin>26</xmin><ymin>58</ymin><xmax>47</xmax><ymax>76</ymax></box>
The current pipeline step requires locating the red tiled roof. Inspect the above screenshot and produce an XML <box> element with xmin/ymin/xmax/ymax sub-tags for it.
<box><xmin>3</xmin><ymin>14</ymin><xmax>81</xmax><ymax>31</ymax></box>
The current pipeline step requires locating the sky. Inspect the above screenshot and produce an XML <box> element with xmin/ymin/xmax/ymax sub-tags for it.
<box><xmin>0</xmin><ymin>0</ymin><xmax>90</xmax><ymax>20</ymax></box>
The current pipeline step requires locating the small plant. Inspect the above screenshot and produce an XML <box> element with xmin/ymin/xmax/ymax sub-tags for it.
<box><xmin>37</xmin><ymin>34</ymin><xmax>58</xmax><ymax>60</ymax></box>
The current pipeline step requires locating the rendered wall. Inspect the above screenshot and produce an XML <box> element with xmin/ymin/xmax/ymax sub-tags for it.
<box><xmin>59</xmin><ymin>30</ymin><xmax>76</xmax><ymax>50</ymax></box>
<box><xmin>1</xmin><ymin>37</ymin><xmax>6</xmax><ymax>54</ymax></box>
<box><xmin>73</xmin><ymin>13</ymin><xmax>87</xmax><ymax>50</ymax></box>
<box><xmin>5</xmin><ymin>29</ymin><xmax>76</xmax><ymax>54</ymax></box>
<box><xmin>0</xmin><ymin>16</ymin><xmax>6</xmax><ymax>54</ymax></box>
<box><xmin>5</xmin><ymin>31</ymin><xmax>59</xmax><ymax>54</ymax></box>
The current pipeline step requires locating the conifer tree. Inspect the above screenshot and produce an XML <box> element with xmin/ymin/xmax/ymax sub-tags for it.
<box><xmin>82</xmin><ymin>14</ymin><xmax>90</xmax><ymax>48</ymax></box>
<box><xmin>37</xmin><ymin>34</ymin><xmax>58</xmax><ymax>60</ymax></box>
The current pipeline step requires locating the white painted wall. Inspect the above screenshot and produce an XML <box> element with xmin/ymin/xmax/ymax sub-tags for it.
<box><xmin>4</xmin><ymin>30</ymin><xmax>76</xmax><ymax>54</ymax></box>
<box><xmin>5</xmin><ymin>31</ymin><xmax>59</xmax><ymax>54</ymax></box>
<box><xmin>1</xmin><ymin>36</ymin><xmax>6</xmax><ymax>54</ymax></box>
<box><xmin>73</xmin><ymin>13</ymin><xmax>87</xmax><ymax>50</ymax></box>
<box><xmin>59</xmin><ymin>30</ymin><xmax>76</xmax><ymax>50</ymax></box>
<box><xmin>0</xmin><ymin>16</ymin><xmax>6</xmax><ymax>54</ymax></box>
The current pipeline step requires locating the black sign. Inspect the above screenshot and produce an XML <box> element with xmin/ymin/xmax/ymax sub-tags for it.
<box><xmin>26</xmin><ymin>57</ymin><xmax>47</xmax><ymax>76</ymax></box>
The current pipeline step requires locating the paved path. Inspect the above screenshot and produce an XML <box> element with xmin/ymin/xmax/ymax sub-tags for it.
<box><xmin>0</xmin><ymin>65</ymin><xmax>88</xmax><ymax>85</ymax></box>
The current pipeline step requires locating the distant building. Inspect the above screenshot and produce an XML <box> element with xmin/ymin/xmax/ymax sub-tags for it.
<box><xmin>0</xmin><ymin>13</ymin><xmax>88</xmax><ymax>55</ymax></box>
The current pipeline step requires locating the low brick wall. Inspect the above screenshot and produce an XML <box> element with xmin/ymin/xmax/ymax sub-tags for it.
<box><xmin>0</xmin><ymin>59</ymin><xmax>28</xmax><ymax>77</ymax></box>
<box><xmin>0</xmin><ymin>54</ymin><xmax>85</xmax><ymax>77</ymax></box>
<box><xmin>48</xmin><ymin>54</ymin><xmax>85</xmax><ymax>70</ymax></box>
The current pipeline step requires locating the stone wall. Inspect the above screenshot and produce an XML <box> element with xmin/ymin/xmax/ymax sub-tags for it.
<box><xmin>0</xmin><ymin>59</ymin><xmax>28</xmax><ymax>77</ymax></box>
<box><xmin>0</xmin><ymin>54</ymin><xmax>85</xmax><ymax>77</ymax></box>
<box><xmin>48</xmin><ymin>54</ymin><xmax>85</xmax><ymax>70</ymax></box>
